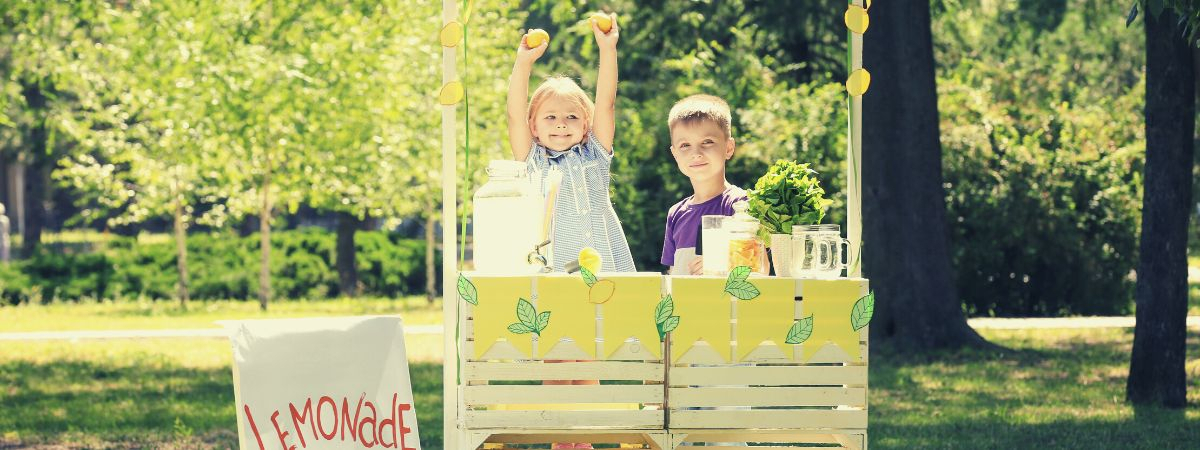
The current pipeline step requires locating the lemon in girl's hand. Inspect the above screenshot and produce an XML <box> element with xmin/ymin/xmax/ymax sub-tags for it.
<box><xmin>590</xmin><ymin>13</ymin><xmax>612</xmax><ymax>33</ymax></box>
<box><xmin>578</xmin><ymin>247</ymin><xmax>602</xmax><ymax>273</ymax></box>
<box><xmin>525</xmin><ymin>29</ymin><xmax>549</xmax><ymax>48</ymax></box>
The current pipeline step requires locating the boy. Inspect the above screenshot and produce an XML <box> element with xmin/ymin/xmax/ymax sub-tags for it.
<box><xmin>661</xmin><ymin>94</ymin><xmax>747</xmax><ymax>275</ymax></box>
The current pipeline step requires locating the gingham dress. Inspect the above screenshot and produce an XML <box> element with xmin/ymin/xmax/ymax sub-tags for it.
<box><xmin>526</xmin><ymin>131</ymin><xmax>636</xmax><ymax>273</ymax></box>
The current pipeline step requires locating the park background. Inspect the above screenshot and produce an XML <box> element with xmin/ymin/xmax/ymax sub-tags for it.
<box><xmin>1</xmin><ymin>0</ymin><xmax>1198</xmax><ymax>448</ymax></box>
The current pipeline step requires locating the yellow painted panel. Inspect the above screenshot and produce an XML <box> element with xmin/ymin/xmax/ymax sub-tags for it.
<box><xmin>601</xmin><ymin>275</ymin><xmax>664</xmax><ymax>359</ymax></box>
<box><xmin>471</xmin><ymin>276</ymin><xmax>534</xmax><ymax>358</ymax></box>
<box><xmin>736</xmin><ymin>278</ymin><xmax>795</xmax><ymax>361</ymax></box>
<box><xmin>536</xmin><ymin>275</ymin><xmax>596</xmax><ymax>358</ymax></box>
<box><xmin>800</xmin><ymin>279</ymin><xmax>867</xmax><ymax>361</ymax></box>
<box><xmin>671</xmin><ymin>278</ymin><xmax>732</xmax><ymax>362</ymax></box>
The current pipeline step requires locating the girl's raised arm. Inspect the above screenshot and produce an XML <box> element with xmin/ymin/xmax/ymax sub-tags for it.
<box><xmin>591</xmin><ymin>13</ymin><xmax>619</xmax><ymax>155</ymax></box>
<box><xmin>508</xmin><ymin>34</ymin><xmax>546</xmax><ymax>161</ymax></box>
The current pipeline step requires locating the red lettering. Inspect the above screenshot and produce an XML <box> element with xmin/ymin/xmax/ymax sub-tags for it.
<box><xmin>340</xmin><ymin>393</ymin><xmax>365</xmax><ymax>441</ymax></box>
<box><xmin>288</xmin><ymin>399</ymin><xmax>315</xmax><ymax>448</ymax></box>
<box><xmin>377</xmin><ymin>394</ymin><xmax>398</xmax><ymax>449</ymax></box>
<box><xmin>270</xmin><ymin>411</ymin><xmax>296</xmax><ymax>450</ymax></box>
<box><xmin>317</xmin><ymin>396</ymin><xmax>338</xmax><ymax>440</ymax></box>
<box><xmin>243</xmin><ymin>404</ymin><xmax>267</xmax><ymax>450</ymax></box>
<box><xmin>397</xmin><ymin>403</ymin><xmax>416</xmax><ymax>450</ymax></box>
<box><xmin>359</xmin><ymin>400</ymin><xmax>378</xmax><ymax>448</ymax></box>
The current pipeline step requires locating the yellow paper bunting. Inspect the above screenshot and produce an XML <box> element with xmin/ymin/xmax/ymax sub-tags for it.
<box><xmin>535</xmin><ymin>275</ymin><xmax>597</xmax><ymax>358</ymax></box>
<box><xmin>799</xmin><ymin>279</ymin><xmax>868</xmax><ymax>362</ymax></box>
<box><xmin>846</xmin><ymin>68</ymin><xmax>871</xmax><ymax>97</ymax></box>
<box><xmin>470</xmin><ymin>276</ymin><xmax>534</xmax><ymax>359</ymax></box>
<box><xmin>670</xmin><ymin>278</ymin><xmax>732</xmax><ymax>362</ymax></box>
<box><xmin>440</xmin><ymin>21</ymin><xmax>463</xmax><ymax>47</ymax></box>
<box><xmin>735</xmin><ymin>278</ymin><xmax>796</xmax><ymax>361</ymax></box>
<box><xmin>601</xmin><ymin>274</ymin><xmax>664</xmax><ymax>359</ymax></box>
<box><xmin>438</xmin><ymin>81</ymin><xmax>464</xmax><ymax>105</ymax></box>
<box><xmin>845</xmin><ymin>5</ymin><xmax>869</xmax><ymax>34</ymax></box>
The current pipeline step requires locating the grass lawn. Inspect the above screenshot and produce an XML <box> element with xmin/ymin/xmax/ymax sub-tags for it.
<box><xmin>0</xmin><ymin>296</ymin><xmax>444</xmax><ymax>332</ymax></box>
<box><xmin>1</xmin><ymin>303</ymin><xmax>1198</xmax><ymax>448</ymax></box>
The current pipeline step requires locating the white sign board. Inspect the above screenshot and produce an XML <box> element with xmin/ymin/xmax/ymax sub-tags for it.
<box><xmin>227</xmin><ymin>316</ymin><xmax>421</xmax><ymax>450</ymax></box>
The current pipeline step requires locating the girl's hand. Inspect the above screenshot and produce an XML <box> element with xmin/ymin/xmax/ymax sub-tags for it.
<box><xmin>515</xmin><ymin>33</ymin><xmax>548</xmax><ymax>67</ymax></box>
<box><xmin>591</xmin><ymin>13</ymin><xmax>619</xmax><ymax>51</ymax></box>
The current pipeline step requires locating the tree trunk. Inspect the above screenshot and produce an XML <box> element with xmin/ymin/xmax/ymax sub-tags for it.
<box><xmin>425</xmin><ymin>212</ymin><xmax>437</xmax><ymax>304</ymax></box>
<box><xmin>258</xmin><ymin>163</ymin><xmax>272</xmax><ymax>311</ymax></box>
<box><xmin>861</xmin><ymin>1</ymin><xmax>992</xmax><ymax>352</ymax></box>
<box><xmin>336</xmin><ymin>211</ymin><xmax>361</xmax><ymax>297</ymax></box>
<box><xmin>1126</xmin><ymin>9</ymin><xmax>1194</xmax><ymax>409</ymax></box>
<box><xmin>20</xmin><ymin>82</ymin><xmax>48</xmax><ymax>259</ymax></box>
<box><xmin>174</xmin><ymin>198</ymin><xmax>190</xmax><ymax>308</ymax></box>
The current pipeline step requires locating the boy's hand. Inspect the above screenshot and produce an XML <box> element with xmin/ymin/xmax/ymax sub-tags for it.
<box><xmin>591</xmin><ymin>13</ymin><xmax>619</xmax><ymax>51</ymax></box>
<box><xmin>515</xmin><ymin>34</ymin><xmax>547</xmax><ymax>67</ymax></box>
<box><xmin>688</xmin><ymin>256</ymin><xmax>704</xmax><ymax>275</ymax></box>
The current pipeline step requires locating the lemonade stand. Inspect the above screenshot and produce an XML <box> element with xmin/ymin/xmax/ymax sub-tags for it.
<box><xmin>438</xmin><ymin>2</ymin><xmax>874</xmax><ymax>448</ymax></box>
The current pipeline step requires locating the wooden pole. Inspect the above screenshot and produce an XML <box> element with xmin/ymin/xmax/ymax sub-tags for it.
<box><xmin>847</xmin><ymin>0</ymin><xmax>864</xmax><ymax>278</ymax></box>
<box><xmin>441</xmin><ymin>0</ymin><xmax>460</xmax><ymax>448</ymax></box>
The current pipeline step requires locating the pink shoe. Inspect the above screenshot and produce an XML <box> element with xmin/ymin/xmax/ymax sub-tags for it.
<box><xmin>550</xmin><ymin>444</ymin><xmax>574</xmax><ymax>449</ymax></box>
<box><xmin>574</xmin><ymin>444</ymin><xmax>594</xmax><ymax>449</ymax></box>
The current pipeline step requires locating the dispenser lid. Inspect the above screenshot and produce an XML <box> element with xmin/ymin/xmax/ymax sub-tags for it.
<box><xmin>487</xmin><ymin>160</ymin><xmax>528</xmax><ymax>177</ymax></box>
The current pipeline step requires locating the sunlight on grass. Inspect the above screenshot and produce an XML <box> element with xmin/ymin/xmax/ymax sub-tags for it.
<box><xmin>0</xmin><ymin>297</ymin><xmax>445</xmax><ymax>332</ymax></box>
<box><xmin>2</xmin><ymin>327</ymin><xmax>1197</xmax><ymax>448</ymax></box>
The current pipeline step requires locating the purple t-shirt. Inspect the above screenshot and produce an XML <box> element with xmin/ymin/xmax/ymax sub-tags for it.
<box><xmin>661</xmin><ymin>185</ymin><xmax>748</xmax><ymax>266</ymax></box>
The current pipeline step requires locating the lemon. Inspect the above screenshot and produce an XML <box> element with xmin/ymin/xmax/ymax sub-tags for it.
<box><xmin>525</xmin><ymin>29</ymin><xmax>549</xmax><ymax>48</ymax></box>
<box><xmin>578</xmin><ymin>247</ymin><xmax>602</xmax><ymax>274</ymax></box>
<box><xmin>590</xmin><ymin>13</ymin><xmax>612</xmax><ymax>33</ymax></box>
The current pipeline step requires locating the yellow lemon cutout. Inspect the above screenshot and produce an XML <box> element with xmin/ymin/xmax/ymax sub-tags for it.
<box><xmin>845</xmin><ymin>5</ymin><xmax>869</xmax><ymax>34</ymax></box>
<box><xmin>846</xmin><ymin>68</ymin><xmax>871</xmax><ymax>97</ymax></box>
<box><xmin>578</xmin><ymin>247</ymin><xmax>602</xmax><ymax>274</ymax></box>
<box><xmin>440</xmin><ymin>21</ymin><xmax>463</xmax><ymax>47</ymax></box>
<box><xmin>438</xmin><ymin>81</ymin><xmax>464</xmax><ymax>105</ymax></box>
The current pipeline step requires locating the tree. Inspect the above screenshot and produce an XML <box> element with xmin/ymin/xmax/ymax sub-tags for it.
<box><xmin>0</xmin><ymin>1</ymin><xmax>105</xmax><ymax>257</ymax></box>
<box><xmin>56</xmin><ymin>0</ymin><xmax>236</xmax><ymax>308</ymax></box>
<box><xmin>1126</xmin><ymin>2</ymin><xmax>1196</xmax><ymax>408</ymax></box>
<box><xmin>861</xmin><ymin>2</ymin><xmax>992</xmax><ymax>351</ymax></box>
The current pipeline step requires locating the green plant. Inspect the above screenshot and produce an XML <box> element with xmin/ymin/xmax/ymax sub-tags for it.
<box><xmin>746</xmin><ymin>160</ymin><xmax>833</xmax><ymax>241</ymax></box>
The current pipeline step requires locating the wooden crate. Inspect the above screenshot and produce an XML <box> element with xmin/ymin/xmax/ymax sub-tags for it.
<box><xmin>460</xmin><ymin>273</ymin><xmax>671</xmax><ymax>450</ymax></box>
<box><xmin>665</xmin><ymin>278</ymin><xmax>870</xmax><ymax>450</ymax></box>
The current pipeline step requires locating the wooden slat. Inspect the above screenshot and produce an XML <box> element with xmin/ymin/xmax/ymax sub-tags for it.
<box><xmin>465</xmin><ymin>385</ymin><xmax>663</xmax><ymax>405</ymax></box>
<box><xmin>669</xmin><ymin>365</ymin><xmax>867</xmax><ymax>386</ymax></box>
<box><xmin>465</xmin><ymin>361</ymin><xmax>664</xmax><ymax>381</ymax></box>
<box><xmin>676</xmin><ymin>431</ymin><xmax>863</xmax><ymax>443</ymax></box>
<box><xmin>670</xmin><ymin>409</ymin><xmax>867</xmax><ymax>429</ymax></box>
<box><xmin>668</xmin><ymin>387</ymin><xmax>866</xmax><ymax>408</ymax></box>
<box><xmin>483</xmin><ymin>432</ymin><xmax>665</xmax><ymax>444</ymax></box>
<box><xmin>464</xmin><ymin>410</ymin><xmax>663</xmax><ymax>429</ymax></box>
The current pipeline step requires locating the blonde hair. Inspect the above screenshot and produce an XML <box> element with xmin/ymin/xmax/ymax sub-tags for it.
<box><xmin>668</xmin><ymin>94</ymin><xmax>732</xmax><ymax>139</ymax></box>
<box><xmin>528</xmin><ymin>76</ymin><xmax>595</xmax><ymax>128</ymax></box>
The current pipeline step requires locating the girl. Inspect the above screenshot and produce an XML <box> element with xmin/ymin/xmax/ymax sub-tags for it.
<box><xmin>507</xmin><ymin>13</ymin><xmax>635</xmax><ymax>274</ymax></box>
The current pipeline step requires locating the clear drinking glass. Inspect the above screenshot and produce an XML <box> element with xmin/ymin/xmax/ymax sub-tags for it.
<box><xmin>792</xmin><ymin>224</ymin><xmax>847</xmax><ymax>278</ymax></box>
<box><xmin>701</xmin><ymin>215</ymin><xmax>729</xmax><ymax>275</ymax></box>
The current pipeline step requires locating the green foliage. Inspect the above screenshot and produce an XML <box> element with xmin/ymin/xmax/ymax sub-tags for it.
<box><xmin>0</xmin><ymin>230</ymin><xmax>439</xmax><ymax>303</ymax></box>
<box><xmin>935</xmin><ymin>0</ymin><xmax>1144</xmax><ymax>316</ymax></box>
<box><xmin>747</xmin><ymin>160</ymin><xmax>833</xmax><ymax>237</ymax></box>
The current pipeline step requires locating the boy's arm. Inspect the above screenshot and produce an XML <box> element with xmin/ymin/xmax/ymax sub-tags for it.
<box><xmin>508</xmin><ymin>35</ymin><xmax>546</xmax><ymax>161</ymax></box>
<box><xmin>591</xmin><ymin>13</ymin><xmax>619</xmax><ymax>154</ymax></box>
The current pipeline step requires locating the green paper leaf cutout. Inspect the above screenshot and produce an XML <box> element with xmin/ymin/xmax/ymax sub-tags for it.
<box><xmin>724</xmin><ymin>280</ymin><xmax>761</xmax><ymax>300</ymax></box>
<box><xmin>661</xmin><ymin>316</ymin><xmax>680</xmax><ymax>333</ymax></box>
<box><xmin>457</xmin><ymin>274</ymin><xmax>478</xmax><ymax>305</ymax></box>
<box><xmin>536</xmin><ymin>311</ymin><xmax>551</xmax><ymax>333</ymax></box>
<box><xmin>786</xmin><ymin>315</ymin><xmax>814</xmax><ymax>344</ymax></box>
<box><xmin>851</xmin><ymin>291</ymin><xmax>875</xmax><ymax>331</ymax></box>
<box><xmin>727</xmin><ymin>265</ymin><xmax>751</xmax><ymax>283</ymax></box>
<box><xmin>654</xmin><ymin>294</ymin><xmax>674</xmax><ymax>324</ymax></box>
<box><xmin>508</xmin><ymin>323</ymin><xmax>534</xmax><ymax>334</ymax></box>
<box><xmin>580</xmin><ymin>267</ymin><xmax>598</xmax><ymax>287</ymax></box>
<box><xmin>516</xmin><ymin>298</ymin><xmax>537</xmax><ymax>328</ymax></box>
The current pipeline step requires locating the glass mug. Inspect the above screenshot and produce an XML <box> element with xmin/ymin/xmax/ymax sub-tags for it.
<box><xmin>791</xmin><ymin>224</ymin><xmax>850</xmax><ymax>278</ymax></box>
